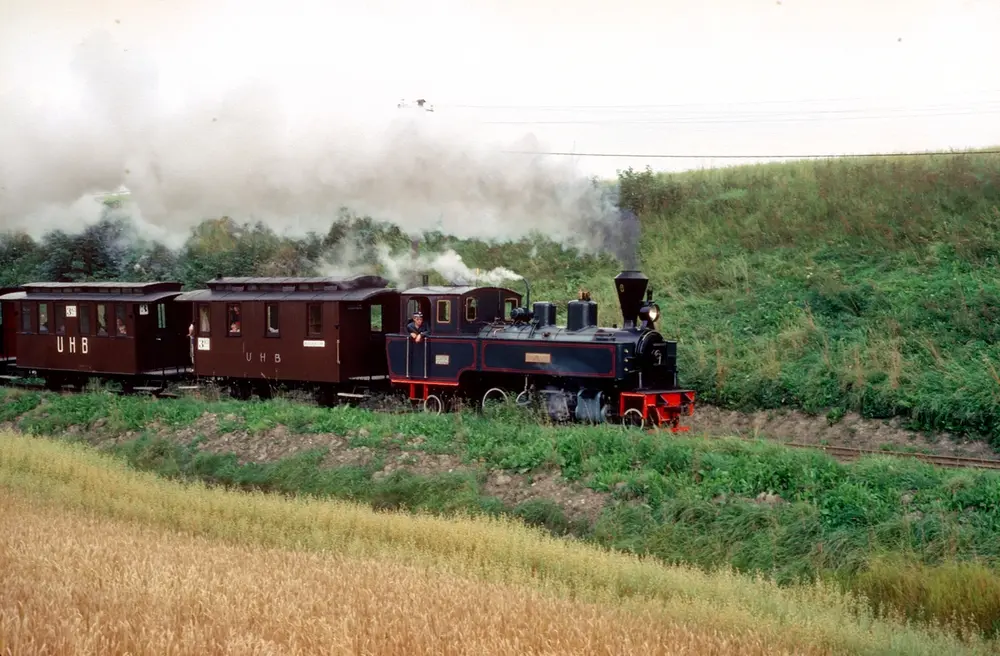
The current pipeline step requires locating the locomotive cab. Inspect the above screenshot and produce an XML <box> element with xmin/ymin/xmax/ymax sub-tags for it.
<box><xmin>386</xmin><ymin>285</ymin><xmax>524</xmax><ymax>398</ymax></box>
<box><xmin>399</xmin><ymin>285</ymin><xmax>523</xmax><ymax>336</ymax></box>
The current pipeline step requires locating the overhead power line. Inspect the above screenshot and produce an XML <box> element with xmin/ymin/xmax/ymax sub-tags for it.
<box><xmin>499</xmin><ymin>149</ymin><xmax>1000</xmax><ymax>159</ymax></box>
<box><xmin>482</xmin><ymin>106</ymin><xmax>1000</xmax><ymax>125</ymax></box>
<box><xmin>440</xmin><ymin>88</ymin><xmax>1000</xmax><ymax>112</ymax></box>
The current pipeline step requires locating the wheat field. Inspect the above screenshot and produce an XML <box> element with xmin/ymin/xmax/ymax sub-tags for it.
<box><xmin>1</xmin><ymin>494</ymin><xmax>821</xmax><ymax>656</ymax></box>
<box><xmin>0</xmin><ymin>432</ymin><xmax>994</xmax><ymax>656</ymax></box>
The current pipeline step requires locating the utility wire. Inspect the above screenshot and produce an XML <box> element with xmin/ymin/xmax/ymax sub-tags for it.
<box><xmin>482</xmin><ymin>107</ymin><xmax>1000</xmax><ymax>125</ymax></box>
<box><xmin>499</xmin><ymin>149</ymin><xmax>1000</xmax><ymax>159</ymax></box>
<box><xmin>440</xmin><ymin>88</ymin><xmax>1000</xmax><ymax>111</ymax></box>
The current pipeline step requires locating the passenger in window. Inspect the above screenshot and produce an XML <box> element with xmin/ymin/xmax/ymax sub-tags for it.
<box><xmin>406</xmin><ymin>311</ymin><xmax>429</xmax><ymax>342</ymax></box>
<box><xmin>117</xmin><ymin>317</ymin><xmax>127</xmax><ymax>336</ymax></box>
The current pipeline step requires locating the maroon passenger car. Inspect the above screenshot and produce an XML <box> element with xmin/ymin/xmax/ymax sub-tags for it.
<box><xmin>176</xmin><ymin>276</ymin><xmax>400</xmax><ymax>401</ymax></box>
<box><xmin>0</xmin><ymin>281</ymin><xmax>191</xmax><ymax>389</ymax></box>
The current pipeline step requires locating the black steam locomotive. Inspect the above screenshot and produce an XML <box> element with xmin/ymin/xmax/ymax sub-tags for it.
<box><xmin>384</xmin><ymin>269</ymin><xmax>695</xmax><ymax>430</ymax></box>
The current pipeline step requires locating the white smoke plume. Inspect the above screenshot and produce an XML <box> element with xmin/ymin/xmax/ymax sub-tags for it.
<box><xmin>0</xmin><ymin>23</ymin><xmax>636</xmax><ymax>265</ymax></box>
<box><xmin>373</xmin><ymin>244</ymin><xmax>522</xmax><ymax>287</ymax></box>
<box><xmin>317</xmin><ymin>238</ymin><xmax>522</xmax><ymax>288</ymax></box>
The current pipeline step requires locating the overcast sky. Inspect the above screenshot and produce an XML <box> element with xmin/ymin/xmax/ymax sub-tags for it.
<box><xmin>2</xmin><ymin>0</ymin><xmax>998</xmax><ymax>180</ymax></box>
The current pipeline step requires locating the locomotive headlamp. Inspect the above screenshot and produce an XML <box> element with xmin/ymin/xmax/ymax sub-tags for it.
<box><xmin>638</xmin><ymin>303</ymin><xmax>660</xmax><ymax>323</ymax></box>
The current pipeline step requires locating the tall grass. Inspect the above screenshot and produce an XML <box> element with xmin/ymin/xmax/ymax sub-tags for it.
<box><xmin>0</xmin><ymin>431</ymin><xmax>995</xmax><ymax>656</ymax></box>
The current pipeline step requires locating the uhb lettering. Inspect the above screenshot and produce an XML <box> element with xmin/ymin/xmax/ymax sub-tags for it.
<box><xmin>244</xmin><ymin>352</ymin><xmax>281</xmax><ymax>363</ymax></box>
<box><xmin>56</xmin><ymin>336</ymin><xmax>89</xmax><ymax>354</ymax></box>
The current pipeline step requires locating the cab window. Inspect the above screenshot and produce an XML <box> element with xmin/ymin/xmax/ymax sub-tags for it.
<box><xmin>436</xmin><ymin>299</ymin><xmax>451</xmax><ymax>323</ymax></box>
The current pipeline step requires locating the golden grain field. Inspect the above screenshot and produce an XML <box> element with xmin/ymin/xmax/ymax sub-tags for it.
<box><xmin>1</xmin><ymin>494</ymin><xmax>824</xmax><ymax>656</ymax></box>
<box><xmin>0</xmin><ymin>432</ymin><xmax>994</xmax><ymax>656</ymax></box>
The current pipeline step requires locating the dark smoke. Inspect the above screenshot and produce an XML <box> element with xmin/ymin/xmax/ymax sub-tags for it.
<box><xmin>591</xmin><ymin>184</ymin><xmax>641</xmax><ymax>270</ymax></box>
<box><xmin>616</xmin><ymin>207</ymin><xmax>641</xmax><ymax>270</ymax></box>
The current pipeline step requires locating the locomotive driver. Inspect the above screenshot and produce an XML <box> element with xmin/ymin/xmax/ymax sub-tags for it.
<box><xmin>406</xmin><ymin>311</ymin><xmax>429</xmax><ymax>342</ymax></box>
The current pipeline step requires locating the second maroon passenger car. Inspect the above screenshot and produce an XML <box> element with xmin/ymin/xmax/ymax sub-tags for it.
<box><xmin>176</xmin><ymin>275</ymin><xmax>401</xmax><ymax>401</ymax></box>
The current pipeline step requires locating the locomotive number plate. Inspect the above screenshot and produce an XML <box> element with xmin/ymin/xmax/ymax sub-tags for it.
<box><xmin>525</xmin><ymin>352</ymin><xmax>551</xmax><ymax>364</ymax></box>
<box><xmin>435</xmin><ymin>354</ymin><xmax>450</xmax><ymax>365</ymax></box>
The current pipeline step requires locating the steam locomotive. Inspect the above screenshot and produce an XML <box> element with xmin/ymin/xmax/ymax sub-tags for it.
<box><xmin>0</xmin><ymin>268</ymin><xmax>695</xmax><ymax>430</ymax></box>
<box><xmin>384</xmin><ymin>269</ymin><xmax>694</xmax><ymax>429</ymax></box>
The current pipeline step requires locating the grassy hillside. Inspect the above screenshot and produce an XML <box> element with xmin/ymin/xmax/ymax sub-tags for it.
<box><xmin>2</xmin><ymin>431</ymin><xmax>995</xmax><ymax>656</ymax></box>
<box><xmin>447</xmin><ymin>153</ymin><xmax>1000</xmax><ymax>444</ymax></box>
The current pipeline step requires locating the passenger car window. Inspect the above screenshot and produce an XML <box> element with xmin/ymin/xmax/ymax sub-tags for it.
<box><xmin>79</xmin><ymin>304</ymin><xmax>91</xmax><ymax>335</ymax></box>
<box><xmin>97</xmin><ymin>304</ymin><xmax>108</xmax><ymax>336</ymax></box>
<box><xmin>307</xmin><ymin>303</ymin><xmax>322</xmax><ymax>337</ymax></box>
<box><xmin>38</xmin><ymin>303</ymin><xmax>49</xmax><ymax>333</ymax></box>
<box><xmin>116</xmin><ymin>305</ymin><xmax>127</xmax><ymax>336</ymax></box>
<box><xmin>227</xmin><ymin>304</ymin><xmax>241</xmax><ymax>336</ymax></box>
<box><xmin>55</xmin><ymin>304</ymin><xmax>66</xmax><ymax>335</ymax></box>
<box><xmin>198</xmin><ymin>305</ymin><xmax>210</xmax><ymax>335</ymax></box>
<box><xmin>265</xmin><ymin>303</ymin><xmax>280</xmax><ymax>337</ymax></box>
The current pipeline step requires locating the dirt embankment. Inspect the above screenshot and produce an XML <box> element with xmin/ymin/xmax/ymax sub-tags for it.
<box><xmin>78</xmin><ymin>413</ymin><xmax>608</xmax><ymax>524</ymax></box>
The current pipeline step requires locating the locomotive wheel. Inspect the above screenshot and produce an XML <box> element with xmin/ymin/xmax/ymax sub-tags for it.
<box><xmin>423</xmin><ymin>393</ymin><xmax>444</xmax><ymax>414</ymax></box>
<box><xmin>482</xmin><ymin>387</ymin><xmax>508</xmax><ymax>408</ymax></box>
<box><xmin>515</xmin><ymin>390</ymin><xmax>533</xmax><ymax>408</ymax></box>
<box><xmin>621</xmin><ymin>408</ymin><xmax>645</xmax><ymax>428</ymax></box>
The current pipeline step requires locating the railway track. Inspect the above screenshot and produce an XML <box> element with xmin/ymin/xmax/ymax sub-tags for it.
<box><xmin>784</xmin><ymin>442</ymin><xmax>1000</xmax><ymax>470</ymax></box>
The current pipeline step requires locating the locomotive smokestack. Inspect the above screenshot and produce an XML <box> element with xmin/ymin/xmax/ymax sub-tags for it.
<box><xmin>614</xmin><ymin>270</ymin><xmax>648</xmax><ymax>329</ymax></box>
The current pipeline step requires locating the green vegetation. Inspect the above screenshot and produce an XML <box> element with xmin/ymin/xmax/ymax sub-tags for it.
<box><xmin>5</xmin><ymin>386</ymin><xmax>1000</xmax><ymax>637</ymax></box>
